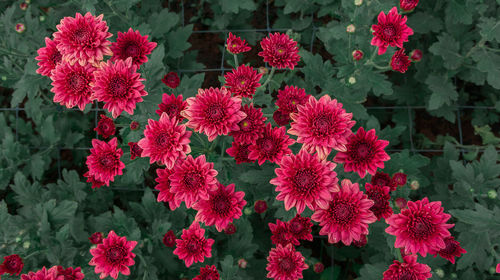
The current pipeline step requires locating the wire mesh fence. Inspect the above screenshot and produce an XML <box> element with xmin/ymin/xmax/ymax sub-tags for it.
<box><xmin>2</xmin><ymin>0</ymin><xmax>497</xmax><ymax>278</ymax></box>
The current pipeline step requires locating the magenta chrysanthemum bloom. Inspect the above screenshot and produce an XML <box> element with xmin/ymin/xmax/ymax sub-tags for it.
<box><xmin>89</xmin><ymin>230</ymin><xmax>137</xmax><ymax>279</ymax></box>
<box><xmin>288</xmin><ymin>214</ymin><xmax>313</xmax><ymax>242</ymax></box>
<box><xmin>50</xmin><ymin>61</ymin><xmax>95</xmax><ymax>110</ymax></box>
<box><xmin>53</xmin><ymin>12</ymin><xmax>112</xmax><ymax>66</ymax></box>
<box><xmin>270</xmin><ymin>149</ymin><xmax>339</xmax><ymax>214</ymax></box>
<box><xmin>20</xmin><ymin>267</ymin><xmax>58</xmax><ymax>280</ymax></box>
<box><xmin>312</xmin><ymin>179</ymin><xmax>377</xmax><ymax>245</ymax></box>
<box><xmin>173</xmin><ymin>222</ymin><xmax>215</xmax><ymax>267</ymax></box>
<box><xmin>194</xmin><ymin>182</ymin><xmax>246</xmax><ymax>232</ymax></box>
<box><xmin>55</xmin><ymin>266</ymin><xmax>85</xmax><ymax>280</ymax></box>
<box><xmin>163</xmin><ymin>230</ymin><xmax>176</xmax><ymax>247</ymax></box>
<box><xmin>391</xmin><ymin>48</ymin><xmax>411</xmax><ymax>73</ymax></box>
<box><xmin>138</xmin><ymin>112</ymin><xmax>191</xmax><ymax>169</ymax></box>
<box><xmin>155</xmin><ymin>167</ymin><xmax>180</xmax><ymax>210</ymax></box>
<box><xmin>254</xmin><ymin>200</ymin><xmax>268</xmax><ymax>214</ymax></box>
<box><xmin>410</xmin><ymin>49</ymin><xmax>423</xmax><ymax>62</ymax></box>
<box><xmin>89</xmin><ymin>232</ymin><xmax>104</xmax><ymax>244</ymax></box>
<box><xmin>224</xmin><ymin>65</ymin><xmax>262</xmax><ymax>98</ymax></box>
<box><xmin>229</xmin><ymin>104</ymin><xmax>266</xmax><ymax>144</ymax></box>
<box><xmin>183</xmin><ymin>87</ymin><xmax>246</xmax><ymax>142</ymax></box>
<box><xmin>128</xmin><ymin>142</ymin><xmax>143</xmax><ymax>160</ymax></box>
<box><xmin>371</xmin><ymin>171</ymin><xmax>397</xmax><ymax>191</ymax></box>
<box><xmin>93</xmin><ymin>58</ymin><xmax>148</xmax><ymax>118</ymax></box>
<box><xmin>371</xmin><ymin>7</ymin><xmax>414</xmax><ymax>55</ymax></box>
<box><xmin>226</xmin><ymin>32</ymin><xmax>251</xmax><ymax>54</ymax></box>
<box><xmin>0</xmin><ymin>254</ymin><xmax>23</xmax><ymax>276</ymax></box>
<box><xmin>226</xmin><ymin>142</ymin><xmax>253</xmax><ymax>164</ymax></box>
<box><xmin>84</xmin><ymin>171</ymin><xmax>106</xmax><ymax>189</ymax></box>
<box><xmin>156</xmin><ymin>93</ymin><xmax>187</xmax><ymax>120</ymax></box>
<box><xmin>393</xmin><ymin>172</ymin><xmax>407</xmax><ymax>186</ymax></box>
<box><xmin>288</xmin><ymin>95</ymin><xmax>355</xmax><ymax>160</ymax></box>
<box><xmin>273</xmin><ymin>109</ymin><xmax>291</xmax><ymax>127</ymax></box>
<box><xmin>110</xmin><ymin>28</ymin><xmax>157</xmax><ymax>68</ymax></box>
<box><xmin>382</xmin><ymin>254</ymin><xmax>431</xmax><ymax>280</ymax></box>
<box><xmin>400</xmin><ymin>0</ymin><xmax>419</xmax><ymax>11</ymax></box>
<box><xmin>85</xmin><ymin>138</ymin><xmax>125</xmax><ymax>187</ymax></box>
<box><xmin>35</xmin><ymin>37</ymin><xmax>62</xmax><ymax>77</ymax></box>
<box><xmin>365</xmin><ymin>183</ymin><xmax>393</xmax><ymax>220</ymax></box>
<box><xmin>385</xmin><ymin>197</ymin><xmax>454</xmax><ymax>257</ymax></box>
<box><xmin>248</xmin><ymin>123</ymin><xmax>294</xmax><ymax>165</ymax></box>
<box><xmin>269</xmin><ymin>219</ymin><xmax>298</xmax><ymax>246</ymax></box>
<box><xmin>94</xmin><ymin>114</ymin><xmax>116</xmax><ymax>139</ymax></box>
<box><xmin>258</xmin><ymin>33</ymin><xmax>300</xmax><ymax>70</ymax></box>
<box><xmin>266</xmin><ymin>244</ymin><xmax>309</xmax><ymax>280</ymax></box>
<box><xmin>334</xmin><ymin>127</ymin><xmax>390</xmax><ymax>178</ymax></box>
<box><xmin>170</xmin><ymin>155</ymin><xmax>218</xmax><ymax>208</ymax></box>
<box><xmin>431</xmin><ymin>236</ymin><xmax>466</xmax><ymax>264</ymax></box>
<box><xmin>275</xmin><ymin>86</ymin><xmax>309</xmax><ymax>114</ymax></box>
<box><xmin>162</xmin><ymin>72</ymin><xmax>180</xmax><ymax>89</ymax></box>
<box><xmin>193</xmin><ymin>265</ymin><xmax>220</xmax><ymax>280</ymax></box>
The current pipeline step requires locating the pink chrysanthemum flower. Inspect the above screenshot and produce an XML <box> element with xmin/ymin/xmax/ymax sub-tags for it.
<box><xmin>89</xmin><ymin>232</ymin><xmax>104</xmax><ymax>244</ymax></box>
<box><xmin>371</xmin><ymin>7</ymin><xmax>414</xmax><ymax>55</ymax></box>
<box><xmin>312</xmin><ymin>179</ymin><xmax>377</xmax><ymax>245</ymax></box>
<box><xmin>273</xmin><ymin>109</ymin><xmax>291</xmax><ymax>126</ymax></box>
<box><xmin>89</xmin><ymin>230</ymin><xmax>137</xmax><ymax>279</ymax></box>
<box><xmin>288</xmin><ymin>95</ymin><xmax>355</xmax><ymax>160</ymax></box>
<box><xmin>400</xmin><ymin>0</ymin><xmax>419</xmax><ymax>12</ymax></box>
<box><xmin>266</xmin><ymin>244</ymin><xmax>309</xmax><ymax>280</ymax></box>
<box><xmin>85</xmin><ymin>138</ymin><xmax>125</xmax><ymax>187</ymax></box>
<box><xmin>382</xmin><ymin>254</ymin><xmax>432</xmax><ymax>280</ymax></box>
<box><xmin>410</xmin><ymin>49</ymin><xmax>423</xmax><ymax>62</ymax></box>
<box><xmin>50</xmin><ymin>61</ymin><xmax>95</xmax><ymax>110</ymax></box>
<box><xmin>92</xmin><ymin>57</ymin><xmax>148</xmax><ymax>118</ymax></box>
<box><xmin>193</xmin><ymin>265</ymin><xmax>220</xmax><ymax>280</ymax></box>
<box><xmin>128</xmin><ymin>142</ymin><xmax>143</xmax><ymax>160</ymax></box>
<box><xmin>365</xmin><ymin>183</ymin><xmax>393</xmax><ymax>220</ymax></box>
<box><xmin>170</xmin><ymin>155</ymin><xmax>218</xmax><ymax>208</ymax></box>
<box><xmin>229</xmin><ymin>104</ymin><xmax>266</xmax><ymax>144</ymax></box>
<box><xmin>391</xmin><ymin>48</ymin><xmax>411</xmax><ymax>73</ymax></box>
<box><xmin>173</xmin><ymin>222</ymin><xmax>215</xmax><ymax>267</ymax></box>
<box><xmin>288</xmin><ymin>214</ymin><xmax>313</xmax><ymax>242</ymax></box>
<box><xmin>275</xmin><ymin>86</ymin><xmax>309</xmax><ymax>114</ymax></box>
<box><xmin>248</xmin><ymin>123</ymin><xmax>295</xmax><ymax>165</ymax></box>
<box><xmin>385</xmin><ymin>197</ymin><xmax>454</xmax><ymax>257</ymax></box>
<box><xmin>20</xmin><ymin>267</ymin><xmax>58</xmax><ymax>280</ymax></box>
<box><xmin>430</xmin><ymin>236</ymin><xmax>466</xmax><ymax>264</ymax></box>
<box><xmin>155</xmin><ymin>167</ymin><xmax>180</xmax><ymax>210</ymax></box>
<box><xmin>0</xmin><ymin>254</ymin><xmax>23</xmax><ymax>277</ymax></box>
<box><xmin>94</xmin><ymin>114</ymin><xmax>116</xmax><ymax>139</ymax></box>
<box><xmin>55</xmin><ymin>266</ymin><xmax>85</xmax><ymax>280</ymax></box>
<box><xmin>194</xmin><ymin>183</ymin><xmax>246</xmax><ymax>232</ymax></box>
<box><xmin>224</xmin><ymin>65</ymin><xmax>262</xmax><ymax>98</ymax></box>
<box><xmin>162</xmin><ymin>72</ymin><xmax>180</xmax><ymax>89</ymax></box>
<box><xmin>53</xmin><ymin>12</ymin><xmax>112</xmax><ymax>66</ymax></box>
<box><xmin>226</xmin><ymin>32</ymin><xmax>251</xmax><ymax>54</ymax></box>
<box><xmin>138</xmin><ymin>112</ymin><xmax>191</xmax><ymax>169</ymax></box>
<box><xmin>258</xmin><ymin>33</ymin><xmax>300</xmax><ymax>70</ymax></box>
<box><xmin>110</xmin><ymin>28</ymin><xmax>157</xmax><ymax>68</ymax></box>
<box><xmin>334</xmin><ymin>127</ymin><xmax>390</xmax><ymax>178</ymax></box>
<box><xmin>183</xmin><ymin>87</ymin><xmax>246</xmax><ymax>142</ymax></box>
<box><xmin>270</xmin><ymin>149</ymin><xmax>339</xmax><ymax>214</ymax></box>
<box><xmin>156</xmin><ymin>93</ymin><xmax>187</xmax><ymax>120</ymax></box>
<box><xmin>226</xmin><ymin>142</ymin><xmax>253</xmax><ymax>164</ymax></box>
<box><xmin>371</xmin><ymin>171</ymin><xmax>397</xmax><ymax>191</ymax></box>
<box><xmin>84</xmin><ymin>171</ymin><xmax>106</xmax><ymax>189</ymax></box>
<box><xmin>35</xmin><ymin>37</ymin><xmax>63</xmax><ymax>77</ymax></box>
<box><xmin>163</xmin><ymin>230</ymin><xmax>176</xmax><ymax>247</ymax></box>
<box><xmin>393</xmin><ymin>172</ymin><xmax>407</xmax><ymax>186</ymax></box>
<box><xmin>269</xmin><ymin>219</ymin><xmax>298</xmax><ymax>246</ymax></box>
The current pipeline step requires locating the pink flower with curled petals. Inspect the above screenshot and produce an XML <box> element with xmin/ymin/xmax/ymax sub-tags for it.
<box><xmin>266</xmin><ymin>244</ymin><xmax>308</xmax><ymax>280</ymax></box>
<box><xmin>288</xmin><ymin>95</ymin><xmax>355</xmax><ymax>160</ymax></box>
<box><xmin>371</xmin><ymin>171</ymin><xmax>397</xmax><ymax>192</ymax></box>
<box><xmin>226</xmin><ymin>142</ymin><xmax>253</xmax><ymax>164</ymax></box>
<box><xmin>288</xmin><ymin>214</ymin><xmax>313</xmax><ymax>242</ymax></box>
<box><xmin>312</xmin><ymin>179</ymin><xmax>377</xmax><ymax>245</ymax></box>
<box><xmin>371</xmin><ymin>7</ymin><xmax>413</xmax><ymax>55</ymax></box>
<box><xmin>226</xmin><ymin>32</ymin><xmax>251</xmax><ymax>54</ymax></box>
<box><xmin>230</xmin><ymin>104</ymin><xmax>266</xmax><ymax>145</ymax></box>
<box><xmin>365</xmin><ymin>183</ymin><xmax>393</xmax><ymax>220</ymax></box>
<box><xmin>110</xmin><ymin>28</ymin><xmax>156</xmax><ymax>68</ymax></box>
<box><xmin>183</xmin><ymin>87</ymin><xmax>246</xmax><ymax>142</ymax></box>
<box><xmin>85</xmin><ymin>138</ymin><xmax>125</xmax><ymax>187</ymax></box>
<box><xmin>156</xmin><ymin>93</ymin><xmax>187</xmax><ymax>120</ymax></box>
<box><xmin>275</xmin><ymin>86</ymin><xmax>309</xmax><ymax>114</ymax></box>
<box><xmin>194</xmin><ymin>182</ymin><xmax>246</xmax><ymax>232</ymax></box>
<box><xmin>173</xmin><ymin>222</ymin><xmax>214</xmax><ymax>267</ymax></box>
<box><xmin>0</xmin><ymin>254</ymin><xmax>23</xmax><ymax>277</ymax></box>
<box><xmin>258</xmin><ymin>33</ymin><xmax>300</xmax><ymax>70</ymax></box>
<box><xmin>248</xmin><ymin>123</ymin><xmax>294</xmax><ymax>165</ymax></box>
<box><xmin>94</xmin><ymin>114</ymin><xmax>116</xmax><ymax>139</ymax></box>
<box><xmin>269</xmin><ymin>219</ymin><xmax>298</xmax><ymax>246</ymax></box>
<box><xmin>334</xmin><ymin>127</ymin><xmax>390</xmax><ymax>178</ymax></box>
<box><xmin>391</xmin><ymin>48</ymin><xmax>412</xmax><ymax>73</ymax></box>
<box><xmin>430</xmin><ymin>236</ymin><xmax>466</xmax><ymax>264</ymax></box>
<box><xmin>224</xmin><ymin>65</ymin><xmax>262</xmax><ymax>98</ymax></box>
<box><xmin>385</xmin><ymin>197</ymin><xmax>454</xmax><ymax>257</ymax></box>
<box><xmin>193</xmin><ymin>265</ymin><xmax>220</xmax><ymax>280</ymax></box>
<box><xmin>382</xmin><ymin>254</ymin><xmax>431</xmax><ymax>280</ymax></box>
<box><xmin>50</xmin><ymin>61</ymin><xmax>95</xmax><ymax>110</ymax></box>
<box><xmin>155</xmin><ymin>167</ymin><xmax>180</xmax><ymax>210</ymax></box>
<box><xmin>400</xmin><ymin>0</ymin><xmax>419</xmax><ymax>12</ymax></box>
<box><xmin>55</xmin><ymin>266</ymin><xmax>85</xmax><ymax>280</ymax></box>
<box><xmin>20</xmin><ymin>267</ymin><xmax>58</xmax><ymax>280</ymax></box>
<box><xmin>89</xmin><ymin>230</ymin><xmax>137</xmax><ymax>279</ymax></box>
<box><xmin>53</xmin><ymin>12</ymin><xmax>112</xmax><ymax>66</ymax></box>
<box><xmin>35</xmin><ymin>37</ymin><xmax>62</xmax><ymax>77</ymax></box>
<box><xmin>138</xmin><ymin>113</ymin><xmax>191</xmax><ymax>169</ymax></box>
<box><xmin>270</xmin><ymin>149</ymin><xmax>339</xmax><ymax>214</ymax></box>
<box><xmin>169</xmin><ymin>155</ymin><xmax>218</xmax><ymax>208</ymax></box>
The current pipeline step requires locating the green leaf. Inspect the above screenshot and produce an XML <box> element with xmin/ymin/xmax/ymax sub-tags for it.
<box><xmin>474</xmin><ymin>125</ymin><xmax>500</xmax><ymax>145</ymax></box>
<box><xmin>357</xmin><ymin>263</ymin><xmax>386</xmax><ymax>280</ymax></box>
<box><xmin>30</xmin><ymin>153</ymin><xmax>44</xmax><ymax>180</ymax></box>
<box><xmin>149</xmin><ymin>10</ymin><xmax>179</xmax><ymax>38</ymax></box>
<box><xmin>166</xmin><ymin>24</ymin><xmax>193</xmax><ymax>59</ymax></box>
<box><xmin>426</xmin><ymin>74</ymin><xmax>459</xmax><ymax>110</ymax></box>
<box><xmin>429</xmin><ymin>34</ymin><xmax>463</xmax><ymax>70</ymax></box>
<box><xmin>471</xmin><ymin>48</ymin><xmax>500</xmax><ymax>89</ymax></box>
<box><xmin>300</xmin><ymin>50</ymin><xmax>336</xmax><ymax>87</ymax></box>
<box><xmin>456</xmin><ymin>231</ymin><xmax>492</xmax><ymax>271</ymax></box>
<box><xmin>360</xmin><ymin>68</ymin><xmax>393</xmax><ymax>96</ymax></box>
<box><xmin>221</xmin><ymin>0</ymin><xmax>256</xmax><ymax>13</ymax></box>
<box><xmin>48</xmin><ymin>200</ymin><xmax>78</xmax><ymax>226</ymax></box>
<box><xmin>478</xmin><ymin>18</ymin><xmax>500</xmax><ymax>42</ymax></box>
<box><xmin>446</xmin><ymin>0</ymin><xmax>473</xmax><ymax>25</ymax></box>
<box><xmin>407</xmin><ymin>12</ymin><xmax>443</xmax><ymax>34</ymax></box>
<box><xmin>450</xmin><ymin>204</ymin><xmax>500</xmax><ymax>234</ymax></box>
<box><xmin>177</xmin><ymin>73</ymin><xmax>205</xmax><ymax>98</ymax></box>
<box><xmin>220</xmin><ymin>255</ymin><xmax>238</xmax><ymax>280</ymax></box>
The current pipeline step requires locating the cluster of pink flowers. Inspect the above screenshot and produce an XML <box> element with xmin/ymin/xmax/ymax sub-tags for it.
<box><xmin>0</xmin><ymin>253</ymin><xmax>85</xmax><ymax>280</ymax></box>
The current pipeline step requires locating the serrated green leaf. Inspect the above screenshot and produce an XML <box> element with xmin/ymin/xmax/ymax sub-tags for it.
<box><xmin>478</xmin><ymin>18</ymin><xmax>500</xmax><ymax>42</ymax></box>
<box><xmin>471</xmin><ymin>48</ymin><xmax>500</xmax><ymax>89</ymax></box>
<box><xmin>429</xmin><ymin>34</ymin><xmax>463</xmax><ymax>70</ymax></box>
<box><xmin>426</xmin><ymin>75</ymin><xmax>458</xmax><ymax>110</ymax></box>
<box><xmin>166</xmin><ymin>24</ymin><xmax>193</xmax><ymax>59</ymax></box>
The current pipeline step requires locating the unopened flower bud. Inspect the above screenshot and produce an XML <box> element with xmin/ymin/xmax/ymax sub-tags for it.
<box><xmin>435</xmin><ymin>268</ymin><xmax>444</xmax><ymax>278</ymax></box>
<box><xmin>348</xmin><ymin>76</ymin><xmax>356</xmax><ymax>84</ymax></box>
<box><xmin>346</xmin><ymin>24</ymin><xmax>356</xmax><ymax>33</ymax></box>
<box><xmin>238</xmin><ymin>258</ymin><xmax>248</xmax><ymax>268</ymax></box>
<box><xmin>410</xmin><ymin>180</ymin><xmax>419</xmax><ymax>190</ymax></box>
<box><xmin>23</xmin><ymin>241</ymin><xmax>30</xmax><ymax>249</ymax></box>
<box><xmin>244</xmin><ymin>207</ymin><xmax>252</xmax><ymax>215</ymax></box>
<box><xmin>354</xmin><ymin>0</ymin><xmax>363</xmax><ymax>6</ymax></box>
<box><xmin>313</xmin><ymin>262</ymin><xmax>324</xmax><ymax>273</ymax></box>
<box><xmin>410</xmin><ymin>49</ymin><xmax>423</xmax><ymax>62</ymax></box>
<box><xmin>39</xmin><ymin>15</ymin><xmax>46</xmax><ymax>22</ymax></box>
<box><xmin>488</xmin><ymin>190</ymin><xmax>497</xmax><ymax>199</ymax></box>
<box><xmin>352</xmin><ymin>50</ymin><xmax>363</xmax><ymax>61</ymax></box>
<box><xmin>1</xmin><ymin>76</ymin><xmax>6</xmax><ymax>81</ymax></box>
<box><xmin>15</xmin><ymin>23</ymin><xmax>25</xmax><ymax>33</ymax></box>
<box><xmin>20</xmin><ymin>2</ymin><xmax>28</xmax><ymax>10</ymax></box>
<box><xmin>259</xmin><ymin>67</ymin><xmax>269</xmax><ymax>75</ymax></box>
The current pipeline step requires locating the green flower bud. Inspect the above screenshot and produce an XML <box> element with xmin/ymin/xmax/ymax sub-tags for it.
<box><xmin>488</xmin><ymin>190</ymin><xmax>497</xmax><ymax>199</ymax></box>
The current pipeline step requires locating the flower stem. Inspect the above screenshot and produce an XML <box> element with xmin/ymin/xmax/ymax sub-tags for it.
<box><xmin>261</xmin><ymin>67</ymin><xmax>276</xmax><ymax>91</ymax></box>
<box><xmin>233</xmin><ymin>53</ymin><xmax>239</xmax><ymax>68</ymax></box>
